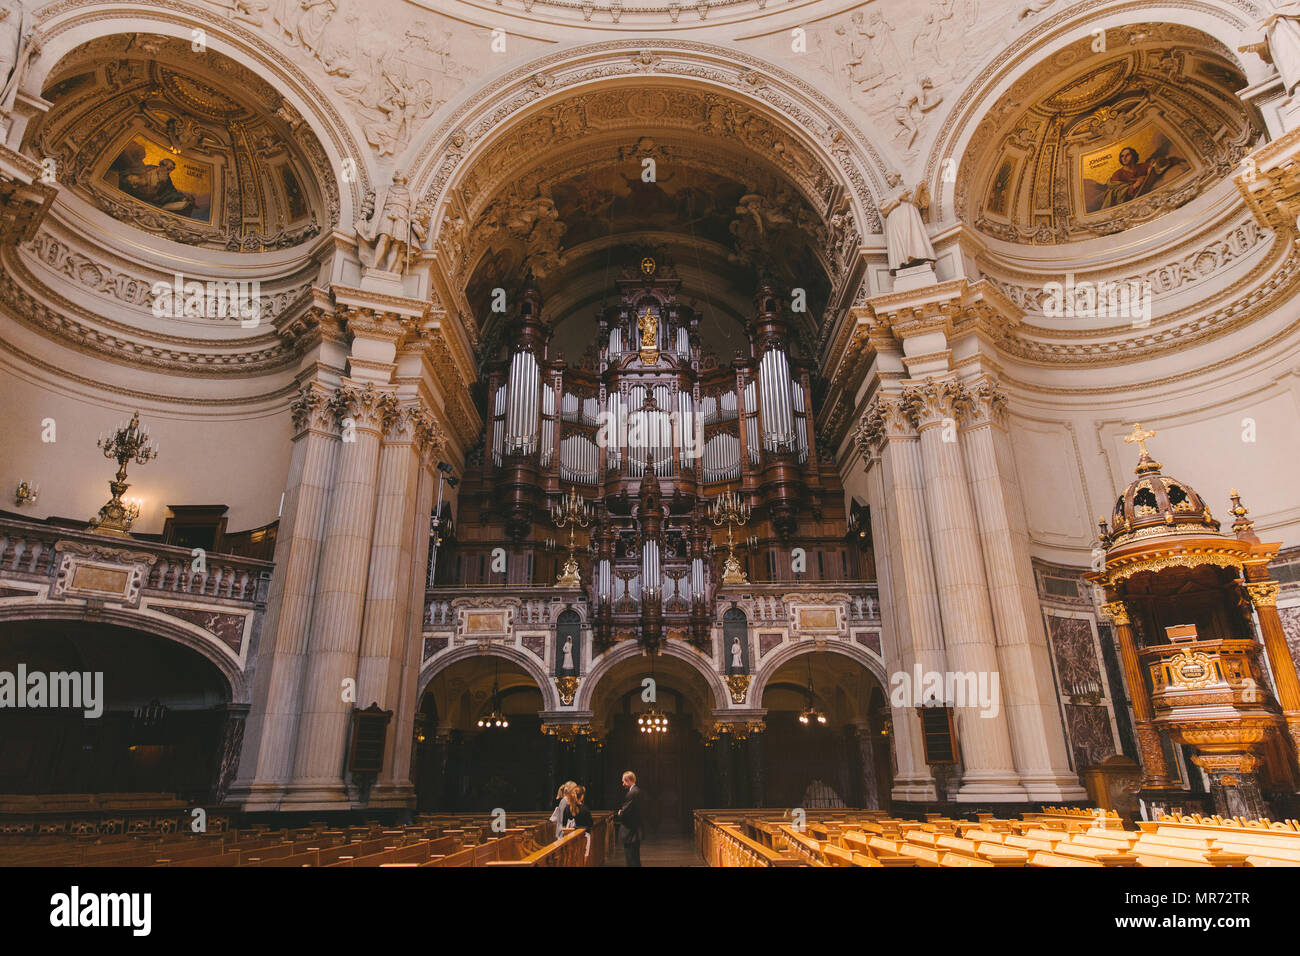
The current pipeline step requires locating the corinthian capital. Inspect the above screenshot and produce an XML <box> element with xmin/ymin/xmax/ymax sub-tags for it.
<box><xmin>332</xmin><ymin>382</ymin><xmax>400</xmax><ymax>432</ymax></box>
<box><xmin>902</xmin><ymin>377</ymin><xmax>966</xmax><ymax>429</ymax></box>
<box><xmin>409</xmin><ymin>407</ymin><xmax>447</xmax><ymax>461</ymax></box>
<box><xmin>1243</xmin><ymin>581</ymin><xmax>1279</xmax><ymax>608</ymax></box>
<box><xmin>858</xmin><ymin>395</ymin><xmax>915</xmax><ymax>451</ymax></box>
<box><xmin>960</xmin><ymin>377</ymin><xmax>1008</xmax><ymax>428</ymax></box>
<box><xmin>1101</xmin><ymin>600</ymin><xmax>1131</xmax><ymax>626</ymax></box>
<box><xmin>290</xmin><ymin>383</ymin><xmax>337</xmax><ymax>434</ymax></box>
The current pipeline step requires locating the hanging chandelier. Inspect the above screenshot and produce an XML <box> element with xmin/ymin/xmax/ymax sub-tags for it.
<box><xmin>638</xmin><ymin>707</ymin><xmax>669</xmax><ymax>734</ymax></box>
<box><xmin>638</xmin><ymin>654</ymin><xmax>668</xmax><ymax>733</ymax></box>
<box><xmin>798</xmin><ymin>657</ymin><xmax>826</xmax><ymax>726</ymax></box>
<box><xmin>477</xmin><ymin>662</ymin><xmax>509</xmax><ymax>730</ymax></box>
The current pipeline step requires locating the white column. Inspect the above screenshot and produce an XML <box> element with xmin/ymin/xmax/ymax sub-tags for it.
<box><xmin>284</xmin><ymin>381</ymin><xmax>397</xmax><ymax>808</ymax></box>
<box><xmin>905</xmin><ymin>378</ymin><xmax>1026</xmax><ymax>801</ymax></box>
<box><xmin>230</xmin><ymin>383</ymin><xmax>340</xmax><ymax>810</ymax></box>
<box><xmin>859</xmin><ymin>395</ymin><xmax>944</xmax><ymax>801</ymax></box>
<box><xmin>960</xmin><ymin>379</ymin><xmax>1086</xmax><ymax>799</ymax></box>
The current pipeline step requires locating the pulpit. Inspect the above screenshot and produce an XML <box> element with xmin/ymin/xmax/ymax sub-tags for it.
<box><xmin>1087</xmin><ymin>425</ymin><xmax>1300</xmax><ymax>819</ymax></box>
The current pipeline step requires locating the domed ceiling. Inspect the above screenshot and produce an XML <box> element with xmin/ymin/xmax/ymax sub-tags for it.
<box><xmin>33</xmin><ymin>35</ymin><xmax>337</xmax><ymax>251</ymax></box>
<box><xmin>960</xmin><ymin>24</ymin><xmax>1257</xmax><ymax>245</ymax></box>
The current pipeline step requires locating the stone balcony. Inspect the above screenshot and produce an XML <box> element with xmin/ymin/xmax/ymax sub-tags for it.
<box><xmin>0</xmin><ymin>513</ymin><xmax>273</xmax><ymax>693</ymax></box>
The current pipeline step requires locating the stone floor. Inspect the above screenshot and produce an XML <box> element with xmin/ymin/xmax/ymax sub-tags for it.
<box><xmin>603</xmin><ymin>834</ymin><xmax>706</xmax><ymax>867</ymax></box>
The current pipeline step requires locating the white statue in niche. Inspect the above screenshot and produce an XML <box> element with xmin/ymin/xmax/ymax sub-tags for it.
<box><xmin>0</xmin><ymin>0</ymin><xmax>37</xmax><ymax>113</ymax></box>
<box><xmin>561</xmin><ymin>636</ymin><xmax>574</xmax><ymax>672</ymax></box>
<box><xmin>730</xmin><ymin>637</ymin><xmax>743</xmax><ymax>671</ymax></box>
<box><xmin>1248</xmin><ymin>1</ymin><xmax>1300</xmax><ymax>94</ymax></box>
<box><xmin>880</xmin><ymin>173</ymin><xmax>935</xmax><ymax>273</ymax></box>
<box><xmin>355</xmin><ymin>173</ymin><xmax>414</xmax><ymax>273</ymax></box>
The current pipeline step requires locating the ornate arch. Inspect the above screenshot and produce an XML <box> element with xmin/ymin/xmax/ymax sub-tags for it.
<box><xmin>410</xmin><ymin>39</ymin><xmax>894</xmax><ymax>252</ymax></box>
<box><xmin>24</xmin><ymin>0</ymin><xmax>368</xmax><ymax>219</ymax></box>
<box><xmin>417</xmin><ymin>642</ymin><xmax>558</xmax><ymax>711</ymax></box>
<box><xmin>576</xmin><ymin>639</ymin><xmax>729</xmax><ymax>713</ymax></box>
<box><xmin>925</xmin><ymin>0</ymin><xmax>1264</xmax><ymax>223</ymax></box>
<box><xmin>749</xmin><ymin>638</ymin><xmax>886</xmax><ymax>708</ymax></box>
<box><xmin>0</xmin><ymin>604</ymin><xmax>249</xmax><ymax>703</ymax></box>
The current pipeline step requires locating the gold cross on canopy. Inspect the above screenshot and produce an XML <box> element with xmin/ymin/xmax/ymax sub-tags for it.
<box><xmin>1124</xmin><ymin>422</ymin><xmax>1156</xmax><ymax>457</ymax></box>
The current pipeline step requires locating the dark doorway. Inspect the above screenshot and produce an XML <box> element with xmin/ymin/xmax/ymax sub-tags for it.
<box><xmin>603</xmin><ymin>688</ymin><xmax>707</xmax><ymax>836</ymax></box>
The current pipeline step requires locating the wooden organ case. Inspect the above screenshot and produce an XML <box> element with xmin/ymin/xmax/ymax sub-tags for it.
<box><xmin>445</xmin><ymin>259</ymin><xmax>872</xmax><ymax>652</ymax></box>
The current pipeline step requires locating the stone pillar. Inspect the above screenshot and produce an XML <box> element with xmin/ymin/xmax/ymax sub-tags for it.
<box><xmin>852</xmin><ymin>718</ymin><xmax>881</xmax><ymax>809</ymax></box>
<box><xmin>904</xmin><ymin>378</ymin><xmax>1025</xmax><ymax>801</ymax></box>
<box><xmin>1244</xmin><ymin>579</ymin><xmax>1300</xmax><ymax>764</ymax></box>
<box><xmin>1103</xmin><ymin>600</ymin><xmax>1176</xmax><ymax>788</ymax></box>
<box><xmin>858</xmin><ymin>395</ymin><xmax>945</xmax><ymax>801</ymax></box>
<box><xmin>748</xmin><ymin>731</ymin><xmax>765</xmax><ymax>808</ymax></box>
<box><xmin>364</xmin><ymin>407</ymin><xmax>444</xmax><ymax>805</ymax></box>
<box><xmin>230</xmin><ymin>383</ymin><xmax>341</xmax><ymax>810</ymax></box>
<box><xmin>960</xmin><ymin>379</ymin><xmax>1086</xmax><ymax>799</ymax></box>
<box><xmin>284</xmin><ymin>381</ymin><xmax>398</xmax><ymax>808</ymax></box>
<box><xmin>212</xmin><ymin>703</ymin><xmax>249</xmax><ymax>805</ymax></box>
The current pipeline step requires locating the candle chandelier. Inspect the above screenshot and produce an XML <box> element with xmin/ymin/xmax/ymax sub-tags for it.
<box><xmin>550</xmin><ymin>486</ymin><xmax>593</xmax><ymax>588</ymax></box>
<box><xmin>88</xmin><ymin>411</ymin><xmax>158</xmax><ymax>536</ymax></box>
<box><xmin>709</xmin><ymin>489</ymin><xmax>751</xmax><ymax>586</ymax></box>
<box><xmin>638</xmin><ymin>655</ymin><xmax>669</xmax><ymax>734</ymax></box>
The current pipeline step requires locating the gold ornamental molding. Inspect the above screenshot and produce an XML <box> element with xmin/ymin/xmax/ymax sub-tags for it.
<box><xmin>1100</xmin><ymin>600</ymin><xmax>1130</xmax><ymax>627</ymax></box>
<box><xmin>1243</xmin><ymin>581</ymin><xmax>1279</xmax><ymax>608</ymax></box>
<box><xmin>725</xmin><ymin>674</ymin><xmax>751</xmax><ymax>705</ymax></box>
<box><xmin>709</xmin><ymin>719</ymin><xmax>766</xmax><ymax>741</ymax></box>
<box><xmin>554</xmin><ymin>676</ymin><xmax>580</xmax><ymax>707</ymax></box>
<box><xmin>1095</xmin><ymin>545</ymin><xmax>1248</xmax><ymax>587</ymax></box>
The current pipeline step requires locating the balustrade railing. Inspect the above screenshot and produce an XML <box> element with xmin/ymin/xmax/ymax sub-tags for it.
<box><xmin>0</xmin><ymin>514</ymin><xmax>272</xmax><ymax>607</ymax></box>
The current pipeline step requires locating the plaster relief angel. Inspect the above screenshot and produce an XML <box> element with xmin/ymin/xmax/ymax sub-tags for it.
<box><xmin>891</xmin><ymin>76</ymin><xmax>944</xmax><ymax>149</ymax></box>
<box><xmin>1</xmin><ymin>0</ymin><xmax>38</xmax><ymax>114</ymax></box>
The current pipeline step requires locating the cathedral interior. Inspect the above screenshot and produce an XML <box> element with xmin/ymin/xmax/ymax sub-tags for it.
<box><xmin>3</xmin><ymin>0</ymin><xmax>1300</xmax><ymax>876</ymax></box>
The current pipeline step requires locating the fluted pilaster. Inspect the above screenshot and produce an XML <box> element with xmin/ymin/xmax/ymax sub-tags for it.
<box><xmin>284</xmin><ymin>380</ymin><xmax>399</xmax><ymax>807</ymax></box>
<box><xmin>858</xmin><ymin>395</ymin><xmax>944</xmax><ymax>800</ymax></box>
<box><xmin>903</xmin><ymin>377</ymin><xmax>1025</xmax><ymax>801</ymax></box>
<box><xmin>364</xmin><ymin>406</ymin><xmax>445</xmax><ymax>804</ymax></box>
<box><xmin>959</xmin><ymin>378</ymin><xmax>1085</xmax><ymax>799</ymax></box>
<box><xmin>230</xmin><ymin>383</ymin><xmax>342</xmax><ymax>809</ymax></box>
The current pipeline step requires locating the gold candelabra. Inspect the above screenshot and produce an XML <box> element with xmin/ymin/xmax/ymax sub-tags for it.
<box><xmin>709</xmin><ymin>490</ymin><xmax>751</xmax><ymax>586</ymax></box>
<box><xmin>551</xmin><ymin>486</ymin><xmax>593</xmax><ymax>587</ymax></box>
<box><xmin>88</xmin><ymin>412</ymin><xmax>158</xmax><ymax>536</ymax></box>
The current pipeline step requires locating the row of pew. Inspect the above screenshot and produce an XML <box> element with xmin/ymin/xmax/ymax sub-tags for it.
<box><xmin>696</xmin><ymin>806</ymin><xmax>1300</xmax><ymax>867</ymax></box>
<box><xmin>0</xmin><ymin>812</ymin><xmax>614</xmax><ymax>867</ymax></box>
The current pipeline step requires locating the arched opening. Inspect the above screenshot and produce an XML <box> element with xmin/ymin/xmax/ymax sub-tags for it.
<box><xmin>758</xmin><ymin>650</ymin><xmax>890</xmax><ymax>810</ymax></box>
<box><xmin>588</xmin><ymin>650</ymin><xmax>719</xmax><ymax>836</ymax></box>
<box><xmin>0</xmin><ymin>620</ymin><xmax>235</xmax><ymax>800</ymax></box>
<box><xmin>413</xmin><ymin>654</ymin><xmax>548</xmax><ymax>811</ymax></box>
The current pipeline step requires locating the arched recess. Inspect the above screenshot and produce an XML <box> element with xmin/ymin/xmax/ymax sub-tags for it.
<box><xmin>417</xmin><ymin>642</ymin><xmax>559</xmax><ymax>711</ymax></box>
<box><xmin>926</xmin><ymin>3</ymin><xmax>1266</xmax><ymax>225</ymax></box>
<box><xmin>18</xmin><ymin>0</ymin><xmax>368</xmax><ymax>221</ymax></box>
<box><xmin>0</xmin><ymin>605</ymin><xmax>248</xmax><ymax>704</ymax></box>
<box><xmin>577</xmin><ymin>640</ymin><xmax>729</xmax><ymax>719</ymax></box>
<box><xmin>407</xmin><ymin>40</ymin><xmax>895</xmax><ymax>344</ymax></box>
<box><xmin>750</xmin><ymin>638</ymin><xmax>887</xmax><ymax>707</ymax></box>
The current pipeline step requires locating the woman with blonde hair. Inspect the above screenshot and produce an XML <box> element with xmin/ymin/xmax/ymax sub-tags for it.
<box><xmin>563</xmin><ymin>785</ymin><xmax>595</xmax><ymax>862</ymax></box>
<box><xmin>550</xmin><ymin>780</ymin><xmax>577</xmax><ymax>840</ymax></box>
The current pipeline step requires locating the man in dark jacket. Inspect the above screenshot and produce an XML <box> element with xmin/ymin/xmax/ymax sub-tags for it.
<box><xmin>615</xmin><ymin>770</ymin><xmax>643</xmax><ymax>866</ymax></box>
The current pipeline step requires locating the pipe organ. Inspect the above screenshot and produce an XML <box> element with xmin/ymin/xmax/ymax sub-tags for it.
<box><xmin>447</xmin><ymin>261</ymin><xmax>870</xmax><ymax>649</ymax></box>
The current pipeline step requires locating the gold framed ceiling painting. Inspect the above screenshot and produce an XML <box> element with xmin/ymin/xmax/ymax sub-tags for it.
<box><xmin>1079</xmin><ymin>123</ymin><xmax>1190</xmax><ymax>216</ymax></box>
<box><xmin>102</xmin><ymin>133</ymin><xmax>214</xmax><ymax>224</ymax></box>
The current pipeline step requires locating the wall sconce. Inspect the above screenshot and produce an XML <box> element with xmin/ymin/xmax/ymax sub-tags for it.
<box><xmin>14</xmin><ymin>481</ymin><xmax>39</xmax><ymax>507</ymax></box>
<box><xmin>125</xmin><ymin>497</ymin><xmax>143</xmax><ymax>523</ymax></box>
